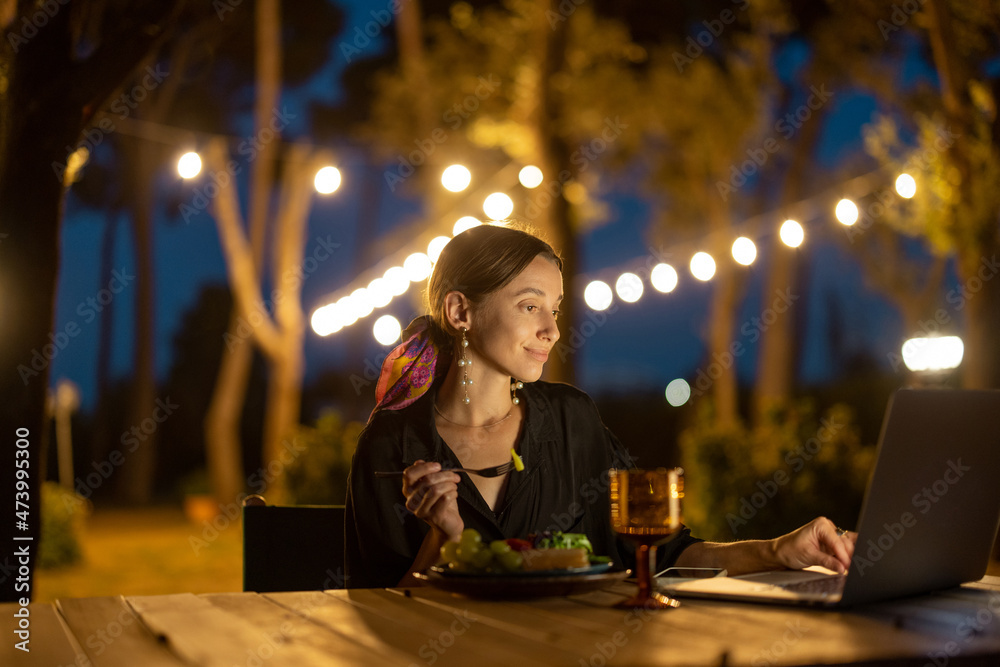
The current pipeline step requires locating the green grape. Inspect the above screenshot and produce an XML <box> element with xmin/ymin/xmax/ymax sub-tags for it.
<box><xmin>497</xmin><ymin>550</ymin><xmax>523</xmax><ymax>572</ymax></box>
<box><xmin>472</xmin><ymin>548</ymin><xmax>494</xmax><ymax>569</ymax></box>
<box><xmin>460</xmin><ymin>528</ymin><xmax>482</xmax><ymax>548</ymax></box>
<box><xmin>440</xmin><ymin>541</ymin><xmax>459</xmax><ymax>564</ymax></box>
<box><xmin>455</xmin><ymin>542</ymin><xmax>480</xmax><ymax>563</ymax></box>
<box><xmin>489</xmin><ymin>540</ymin><xmax>511</xmax><ymax>556</ymax></box>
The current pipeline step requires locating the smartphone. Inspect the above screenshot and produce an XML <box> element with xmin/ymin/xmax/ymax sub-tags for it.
<box><xmin>655</xmin><ymin>566</ymin><xmax>727</xmax><ymax>580</ymax></box>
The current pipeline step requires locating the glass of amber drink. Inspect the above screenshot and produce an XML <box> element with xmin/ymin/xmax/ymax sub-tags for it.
<box><xmin>609</xmin><ymin>467</ymin><xmax>684</xmax><ymax>609</ymax></box>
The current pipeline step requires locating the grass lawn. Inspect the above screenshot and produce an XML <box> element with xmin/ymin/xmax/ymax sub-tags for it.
<box><xmin>34</xmin><ymin>505</ymin><xmax>243</xmax><ymax>603</ymax></box>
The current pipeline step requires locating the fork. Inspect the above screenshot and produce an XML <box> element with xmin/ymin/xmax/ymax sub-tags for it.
<box><xmin>375</xmin><ymin>460</ymin><xmax>517</xmax><ymax>479</ymax></box>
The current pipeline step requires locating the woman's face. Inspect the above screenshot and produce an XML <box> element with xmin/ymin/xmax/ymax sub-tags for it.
<box><xmin>468</xmin><ymin>254</ymin><xmax>563</xmax><ymax>383</ymax></box>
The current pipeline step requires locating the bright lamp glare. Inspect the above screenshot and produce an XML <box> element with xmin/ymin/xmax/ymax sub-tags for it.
<box><xmin>518</xmin><ymin>166</ymin><xmax>544</xmax><ymax>189</ymax></box>
<box><xmin>373</xmin><ymin>315</ymin><xmax>402</xmax><ymax>345</ymax></box>
<box><xmin>483</xmin><ymin>193</ymin><xmax>514</xmax><ymax>220</ymax></box>
<box><xmin>650</xmin><ymin>263</ymin><xmax>678</xmax><ymax>293</ymax></box>
<box><xmin>311</xmin><ymin>305</ymin><xmax>341</xmax><ymax>336</ymax></box>
<box><xmin>453</xmin><ymin>216</ymin><xmax>481</xmax><ymax>236</ymax></box>
<box><xmin>665</xmin><ymin>379</ymin><xmax>691</xmax><ymax>407</ymax></box>
<box><xmin>615</xmin><ymin>273</ymin><xmax>643</xmax><ymax>303</ymax></box>
<box><xmin>901</xmin><ymin>336</ymin><xmax>964</xmax><ymax>372</ymax></box>
<box><xmin>314</xmin><ymin>166</ymin><xmax>342</xmax><ymax>194</ymax></box>
<box><xmin>383</xmin><ymin>266</ymin><xmax>409</xmax><ymax>296</ymax></box>
<box><xmin>427</xmin><ymin>236</ymin><xmax>451</xmax><ymax>262</ymax></box>
<box><xmin>367</xmin><ymin>278</ymin><xmax>393</xmax><ymax>308</ymax></box>
<box><xmin>351</xmin><ymin>288</ymin><xmax>374</xmax><ymax>319</ymax></box>
<box><xmin>441</xmin><ymin>165</ymin><xmax>472</xmax><ymax>192</ymax></box>
<box><xmin>403</xmin><ymin>253</ymin><xmax>432</xmax><ymax>281</ymax></box>
<box><xmin>584</xmin><ymin>281</ymin><xmax>613</xmax><ymax>311</ymax></box>
<box><xmin>178</xmin><ymin>152</ymin><xmax>202</xmax><ymax>179</ymax></box>
<box><xmin>835</xmin><ymin>199</ymin><xmax>859</xmax><ymax>226</ymax></box>
<box><xmin>690</xmin><ymin>252</ymin><xmax>716</xmax><ymax>281</ymax></box>
<box><xmin>896</xmin><ymin>173</ymin><xmax>917</xmax><ymax>199</ymax></box>
<box><xmin>731</xmin><ymin>237</ymin><xmax>757</xmax><ymax>266</ymax></box>
<box><xmin>780</xmin><ymin>219</ymin><xmax>804</xmax><ymax>248</ymax></box>
<box><xmin>336</xmin><ymin>296</ymin><xmax>357</xmax><ymax>327</ymax></box>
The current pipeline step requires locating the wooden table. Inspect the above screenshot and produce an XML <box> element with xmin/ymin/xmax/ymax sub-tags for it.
<box><xmin>5</xmin><ymin>576</ymin><xmax>1000</xmax><ymax>666</ymax></box>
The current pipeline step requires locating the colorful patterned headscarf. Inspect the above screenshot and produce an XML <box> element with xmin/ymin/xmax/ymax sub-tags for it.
<box><xmin>369</xmin><ymin>316</ymin><xmax>447</xmax><ymax>421</ymax></box>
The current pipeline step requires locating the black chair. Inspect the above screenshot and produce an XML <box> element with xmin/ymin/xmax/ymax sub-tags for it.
<box><xmin>241</xmin><ymin>495</ymin><xmax>347</xmax><ymax>592</ymax></box>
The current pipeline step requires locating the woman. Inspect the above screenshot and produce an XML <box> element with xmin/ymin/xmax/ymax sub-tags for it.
<box><xmin>345</xmin><ymin>223</ymin><xmax>855</xmax><ymax>589</ymax></box>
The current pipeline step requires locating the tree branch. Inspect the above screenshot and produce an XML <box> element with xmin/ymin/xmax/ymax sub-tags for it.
<box><xmin>206</xmin><ymin>138</ymin><xmax>283</xmax><ymax>359</ymax></box>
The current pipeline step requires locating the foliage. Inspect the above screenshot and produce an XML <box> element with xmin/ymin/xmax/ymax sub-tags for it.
<box><xmin>679</xmin><ymin>399</ymin><xmax>875</xmax><ymax>542</ymax></box>
<box><xmin>285</xmin><ymin>411</ymin><xmax>363</xmax><ymax>506</ymax></box>
<box><xmin>39</xmin><ymin>483</ymin><xmax>91</xmax><ymax>570</ymax></box>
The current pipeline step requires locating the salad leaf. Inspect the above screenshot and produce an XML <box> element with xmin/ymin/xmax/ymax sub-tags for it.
<box><xmin>533</xmin><ymin>531</ymin><xmax>594</xmax><ymax>554</ymax></box>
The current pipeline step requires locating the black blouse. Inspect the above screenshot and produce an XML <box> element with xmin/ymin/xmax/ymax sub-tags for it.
<box><xmin>344</xmin><ymin>379</ymin><xmax>701</xmax><ymax>589</ymax></box>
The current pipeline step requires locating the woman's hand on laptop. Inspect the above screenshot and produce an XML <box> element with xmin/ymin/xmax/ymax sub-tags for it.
<box><xmin>771</xmin><ymin>517</ymin><xmax>856</xmax><ymax>574</ymax></box>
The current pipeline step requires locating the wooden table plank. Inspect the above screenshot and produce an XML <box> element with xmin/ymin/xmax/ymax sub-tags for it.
<box><xmin>343</xmin><ymin>588</ymin><xmax>587</xmax><ymax>664</ymax></box>
<box><xmin>404</xmin><ymin>581</ymin><xmax>1000</xmax><ymax>667</ymax></box>
<box><xmin>128</xmin><ymin>592</ymin><xmax>350</xmax><ymax>667</ymax></box>
<box><xmin>268</xmin><ymin>588</ymin><xmax>569</xmax><ymax>666</ymax></box>
<box><xmin>262</xmin><ymin>590</ymin><xmax>420</xmax><ymax>665</ymax></box>
<box><xmin>0</xmin><ymin>602</ymin><xmax>85</xmax><ymax>667</ymax></box>
<box><xmin>200</xmin><ymin>591</ymin><xmax>396</xmax><ymax>666</ymax></box>
<box><xmin>400</xmin><ymin>585</ymin><xmax>728</xmax><ymax>664</ymax></box>
<box><xmin>56</xmin><ymin>596</ymin><xmax>184</xmax><ymax>667</ymax></box>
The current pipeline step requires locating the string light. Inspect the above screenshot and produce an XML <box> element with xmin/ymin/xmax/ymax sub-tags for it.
<box><xmin>483</xmin><ymin>192</ymin><xmax>514</xmax><ymax>220</ymax></box>
<box><xmin>307</xmin><ymin>166</ymin><xmax>918</xmax><ymax>342</ymax></box>
<box><xmin>518</xmin><ymin>165</ymin><xmax>544</xmax><ymax>188</ymax></box>
<box><xmin>383</xmin><ymin>266</ymin><xmax>410</xmax><ymax>296</ymax></box>
<box><xmin>665</xmin><ymin>379</ymin><xmax>691</xmax><ymax>407</ymax></box>
<box><xmin>177</xmin><ymin>151</ymin><xmax>202</xmax><ymax>179</ymax></box>
<box><xmin>835</xmin><ymin>199</ymin><xmax>859</xmax><ymax>226</ymax></box>
<box><xmin>441</xmin><ymin>164</ymin><xmax>472</xmax><ymax>192</ymax></box>
<box><xmin>779</xmin><ymin>219</ymin><xmax>804</xmax><ymax>248</ymax></box>
<box><xmin>367</xmin><ymin>277</ymin><xmax>393</xmax><ymax>308</ymax></box>
<box><xmin>731</xmin><ymin>237</ymin><xmax>757</xmax><ymax>266</ymax></box>
<box><xmin>895</xmin><ymin>173</ymin><xmax>916</xmax><ymax>199</ymax></box>
<box><xmin>427</xmin><ymin>236</ymin><xmax>451</xmax><ymax>262</ymax></box>
<box><xmin>584</xmin><ymin>280</ymin><xmax>613</xmax><ymax>311</ymax></box>
<box><xmin>650</xmin><ymin>263</ymin><xmax>678</xmax><ymax>293</ymax></box>
<box><xmin>373</xmin><ymin>315</ymin><xmax>402</xmax><ymax>345</ymax></box>
<box><xmin>403</xmin><ymin>252</ymin><xmax>432</xmax><ymax>281</ymax></box>
<box><xmin>690</xmin><ymin>252</ymin><xmax>716</xmax><ymax>281</ymax></box>
<box><xmin>615</xmin><ymin>272</ymin><xmax>643</xmax><ymax>303</ymax></box>
<box><xmin>453</xmin><ymin>216</ymin><xmax>481</xmax><ymax>236</ymax></box>
<box><xmin>314</xmin><ymin>166</ymin><xmax>342</xmax><ymax>194</ymax></box>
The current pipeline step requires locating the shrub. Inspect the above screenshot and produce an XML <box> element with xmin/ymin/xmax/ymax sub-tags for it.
<box><xmin>679</xmin><ymin>399</ymin><xmax>875</xmax><ymax>542</ymax></box>
<box><xmin>39</xmin><ymin>482</ymin><xmax>90</xmax><ymax>569</ymax></box>
<box><xmin>285</xmin><ymin>410</ymin><xmax>363</xmax><ymax>506</ymax></box>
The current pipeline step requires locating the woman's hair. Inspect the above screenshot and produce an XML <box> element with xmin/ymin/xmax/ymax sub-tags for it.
<box><xmin>426</xmin><ymin>222</ymin><xmax>562</xmax><ymax>353</ymax></box>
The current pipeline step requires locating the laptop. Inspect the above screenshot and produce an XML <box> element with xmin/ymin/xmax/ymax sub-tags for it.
<box><xmin>663</xmin><ymin>388</ymin><xmax>1000</xmax><ymax>607</ymax></box>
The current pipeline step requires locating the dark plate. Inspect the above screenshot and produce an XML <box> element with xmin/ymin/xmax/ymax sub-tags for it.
<box><xmin>414</xmin><ymin>565</ymin><xmax>630</xmax><ymax>599</ymax></box>
<box><xmin>429</xmin><ymin>562</ymin><xmax>613</xmax><ymax>577</ymax></box>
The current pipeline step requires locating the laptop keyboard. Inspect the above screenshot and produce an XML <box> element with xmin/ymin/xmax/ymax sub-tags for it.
<box><xmin>778</xmin><ymin>575</ymin><xmax>846</xmax><ymax>595</ymax></box>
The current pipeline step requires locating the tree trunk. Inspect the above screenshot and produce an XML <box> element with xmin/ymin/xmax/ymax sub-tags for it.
<box><xmin>958</xmin><ymin>244</ymin><xmax>1000</xmax><ymax>389</ymax></box>
<box><xmin>118</xmin><ymin>138</ymin><xmax>158</xmax><ymax>504</ymax></box>
<box><xmin>533</xmin><ymin>0</ymin><xmax>576</xmax><ymax>385</ymax></box>
<box><xmin>204</xmin><ymin>316</ymin><xmax>253</xmax><ymax>506</ymax></box>
<box><xmin>203</xmin><ymin>0</ymin><xmax>281</xmax><ymax>506</ymax></box>
<box><xmin>260</xmin><ymin>344</ymin><xmax>304</xmax><ymax>501</ymax></box>
<box><xmin>0</xmin><ymin>109</ymin><xmax>74</xmax><ymax>603</ymax></box>
<box><xmin>707</xmin><ymin>258</ymin><xmax>741</xmax><ymax>426</ymax></box>
<box><xmin>752</xmin><ymin>106</ymin><xmax>822</xmax><ymax>424</ymax></box>
<box><xmin>90</xmin><ymin>212</ymin><xmax>121</xmax><ymax>471</ymax></box>
<box><xmin>0</xmin><ymin>0</ymin><xmax>179</xmax><ymax>602</ymax></box>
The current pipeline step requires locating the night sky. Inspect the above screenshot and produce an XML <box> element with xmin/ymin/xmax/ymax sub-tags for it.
<box><xmin>49</xmin><ymin>2</ymin><xmax>950</xmax><ymax>414</ymax></box>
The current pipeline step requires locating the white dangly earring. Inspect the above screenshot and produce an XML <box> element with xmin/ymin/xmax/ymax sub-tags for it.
<box><xmin>458</xmin><ymin>327</ymin><xmax>472</xmax><ymax>404</ymax></box>
<box><xmin>511</xmin><ymin>379</ymin><xmax>523</xmax><ymax>405</ymax></box>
